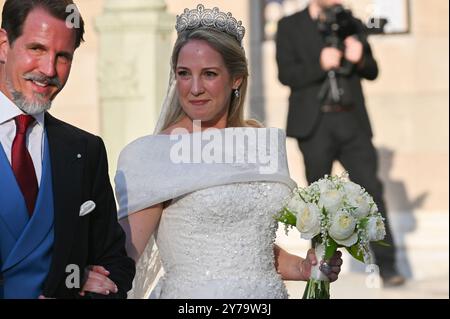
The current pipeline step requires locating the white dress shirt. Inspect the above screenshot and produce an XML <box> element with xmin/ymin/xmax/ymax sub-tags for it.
<box><xmin>0</xmin><ymin>91</ymin><xmax>45</xmax><ymax>186</ymax></box>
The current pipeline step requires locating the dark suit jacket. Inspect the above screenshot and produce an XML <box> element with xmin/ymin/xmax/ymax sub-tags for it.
<box><xmin>41</xmin><ymin>113</ymin><xmax>135</xmax><ymax>299</ymax></box>
<box><xmin>276</xmin><ymin>8</ymin><xmax>378</xmax><ymax>139</ymax></box>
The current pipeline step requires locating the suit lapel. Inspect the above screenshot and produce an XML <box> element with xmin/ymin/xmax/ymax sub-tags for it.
<box><xmin>42</xmin><ymin>113</ymin><xmax>85</xmax><ymax>295</ymax></box>
<box><xmin>299</xmin><ymin>9</ymin><xmax>325</xmax><ymax>62</ymax></box>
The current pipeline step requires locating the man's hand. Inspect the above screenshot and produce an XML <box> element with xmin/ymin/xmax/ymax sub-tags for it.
<box><xmin>344</xmin><ymin>36</ymin><xmax>364</xmax><ymax>64</ymax></box>
<box><xmin>79</xmin><ymin>265</ymin><xmax>118</xmax><ymax>296</ymax></box>
<box><xmin>320</xmin><ymin>47</ymin><xmax>343</xmax><ymax>71</ymax></box>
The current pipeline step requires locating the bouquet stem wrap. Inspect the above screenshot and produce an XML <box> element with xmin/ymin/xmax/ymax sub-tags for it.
<box><xmin>303</xmin><ymin>243</ymin><xmax>331</xmax><ymax>299</ymax></box>
<box><xmin>277</xmin><ymin>172</ymin><xmax>388</xmax><ymax>299</ymax></box>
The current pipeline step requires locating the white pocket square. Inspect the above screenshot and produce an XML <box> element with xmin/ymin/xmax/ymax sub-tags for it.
<box><xmin>79</xmin><ymin>200</ymin><xmax>96</xmax><ymax>216</ymax></box>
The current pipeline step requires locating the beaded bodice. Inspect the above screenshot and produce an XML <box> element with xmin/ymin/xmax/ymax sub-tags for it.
<box><xmin>154</xmin><ymin>181</ymin><xmax>291</xmax><ymax>299</ymax></box>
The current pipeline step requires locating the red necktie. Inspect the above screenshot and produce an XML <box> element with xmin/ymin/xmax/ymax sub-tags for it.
<box><xmin>11</xmin><ymin>114</ymin><xmax>38</xmax><ymax>216</ymax></box>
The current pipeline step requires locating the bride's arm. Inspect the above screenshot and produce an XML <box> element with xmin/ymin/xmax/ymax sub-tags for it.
<box><xmin>274</xmin><ymin>245</ymin><xmax>342</xmax><ymax>282</ymax></box>
<box><xmin>119</xmin><ymin>204</ymin><xmax>163</xmax><ymax>263</ymax></box>
<box><xmin>274</xmin><ymin>245</ymin><xmax>312</xmax><ymax>281</ymax></box>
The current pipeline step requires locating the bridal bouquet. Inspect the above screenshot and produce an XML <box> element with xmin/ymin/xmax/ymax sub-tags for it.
<box><xmin>277</xmin><ymin>172</ymin><xmax>387</xmax><ymax>299</ymax></box>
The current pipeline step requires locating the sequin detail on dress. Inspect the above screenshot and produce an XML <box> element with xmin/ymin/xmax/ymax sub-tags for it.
<box><xmin>154</xmin><ymin>182</ymin><xmax>291</xmax><ymax>299</ymax></box>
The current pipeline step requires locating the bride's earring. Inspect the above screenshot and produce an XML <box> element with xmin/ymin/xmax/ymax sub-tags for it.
<box><xmin>234</xmin><ymin>89</ymin><xmax>240</xmax><ymax>98</ymax></box>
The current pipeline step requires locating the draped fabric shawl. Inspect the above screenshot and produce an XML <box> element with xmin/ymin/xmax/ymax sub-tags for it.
<box><xmin>114</xmin><ymin>127</ymin><xmax>296</xmax><ymax>298</ymax></box>
<box><xmin>115</xmin><ymin>127</ymin><xmax>296</xmax><ymax>219</ymax></box>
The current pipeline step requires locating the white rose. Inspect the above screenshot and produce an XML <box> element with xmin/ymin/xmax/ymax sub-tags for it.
<box><xmin>347</xmin><ymin>193</ymin><xmax>371</xmax><ymax>218</ymax></box>
<box><xmin>369</xmin><ymin>202</ymin><xmax>379</xmax><ymax>215</ymax></box>
<box><xmin>318</xmin><ymin>188</ymin><xmax>343</xmax><ymax>215</ymax></box>
<box><xmin>316</xmin><ymin>178</ymin><xmax>334</xmax><ymax>194</ymax></box>
<box><xmin>367</xmin><ymin>215</ymin><xmax>386</xmax><ymax>241</ymax></box>
<box><xmin>286</xmin><ymin>196</ymin><xmax>305</xmax><ymax>214</ymax></box>
<box><xmin>342</xmin><ymin>181</ymin><xmax>362</xmax><ymax>196</ymax></box>
<box><xmin>329</xmin><ymin>210</ymin><xmax>358</xmax><ymax>246</ymax></box>
<box><xmin>296</xmin><ymin>203</ymin><xmax>321</xmax><ymax>240</ymax></box>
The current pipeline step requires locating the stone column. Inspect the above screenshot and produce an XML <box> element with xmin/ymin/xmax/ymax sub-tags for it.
<box><xmin>248</xmin><ymin>0</ymin><xmax>266</xmax><ymax>123</ymax></box>
<box><xmin>96</xmin><ymin>0</ymin><xmax>174</xmax><ymax>177</ymax></box>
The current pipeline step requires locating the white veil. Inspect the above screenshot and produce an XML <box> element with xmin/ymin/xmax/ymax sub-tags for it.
<box><xmin>124</xmin><ymin>3</ymin><xmax>248</xmax><ymax>298</ymax></box>
<box><xmin>153</xmin><ymin>71</ymin><xmax>177</xmax><ymax>135</ymax></box>
<box><xmin>126</xmin><ymin>72</ymin><xmax>177</xmax><ymax>299</ymax></box>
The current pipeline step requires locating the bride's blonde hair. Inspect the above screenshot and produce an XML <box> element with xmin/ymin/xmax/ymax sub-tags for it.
<box><xmin>160</xmin><ymin>28</ymin><xmax>262</xmax><ymax>131</ymax></box>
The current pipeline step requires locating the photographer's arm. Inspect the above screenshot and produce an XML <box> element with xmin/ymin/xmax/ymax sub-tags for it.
<box><xmin>355</xmin><ymin>38</ymin><xmax>378</xmax><ymax>80</ymax></box>
<box><xmin>343</xmin><ymin>27</ymin><xmax>378</xmax><ymax>81</ymax></box>
<box><xmin>276</xmin><ymin>19</ymin><xmax>327</xmax><ymax>90</ymax></box>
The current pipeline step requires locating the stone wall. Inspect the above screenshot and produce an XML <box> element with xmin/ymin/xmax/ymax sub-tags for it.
<box><xmin>0</xmin><ymin>0</ymin><xmax>447</xmax><ymax>212</ymax></box>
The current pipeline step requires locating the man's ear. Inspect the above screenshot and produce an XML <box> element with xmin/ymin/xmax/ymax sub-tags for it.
<box><xmin>0</xmin><ymin>29</ymin><xmax>10</xmax><ymax>64</ymax></box>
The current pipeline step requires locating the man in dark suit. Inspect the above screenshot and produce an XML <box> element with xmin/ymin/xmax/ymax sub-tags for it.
<box><xmin>276</xmin><ymin>0</ymin><xmax>405</xmax><ymax>287</ymax></box>
<box><xmin>0</xmin><ymin>0</ymin><xmax>135</xmax><ymax>298</ymax></box>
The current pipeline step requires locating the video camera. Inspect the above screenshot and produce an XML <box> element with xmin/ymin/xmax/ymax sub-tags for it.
<box><xmin>318</xmin><ymin>4</ymin><xmax>388</xmax><ymax>49</ymax></box>
<box><xmin>317</xmin><ymin>4</ymin><xmax>388</xmax><ymax>107</ymax></box>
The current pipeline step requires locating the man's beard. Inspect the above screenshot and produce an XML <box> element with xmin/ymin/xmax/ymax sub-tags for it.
<box><xmin>10</xmin><ymin>90</ymin><xmax>52</xmax><ymax>115</ymax></box>
<box><xmin>6</xmin><ymin>75</ymin><xmax>60</xmax><ymax>115</ymax></box>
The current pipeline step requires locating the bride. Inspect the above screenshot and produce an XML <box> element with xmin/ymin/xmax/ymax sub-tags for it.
<box><xmin>114</xmin><ymin>4</ymin><xmax>342</xmax><ymax>299</ymax></box>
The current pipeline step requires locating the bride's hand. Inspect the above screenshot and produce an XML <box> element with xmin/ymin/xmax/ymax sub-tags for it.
<box><xmin>301</xmin><ymin>249</ymin><xmax>343</xmax><ymax>282</ymax></box>
<box><xmin>79</xmin><ymin>265</ymin><xmax>118</xmax><ymax>296</ymax></box>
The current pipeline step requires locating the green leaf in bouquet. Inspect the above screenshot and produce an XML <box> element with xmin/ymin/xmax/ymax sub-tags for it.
<box><xmin>303</xmin><ymin>279</ymin><xmax>330</xmax><ymax>299</ymax></box>
<box><xmin>276</xmin><ymin>208</ymin><xmax>297</xmax><ymax>226</ymax></box>
<box><xmin>321</xmin><ymin>206</ymin><xmax>328</xmax><ymax>217</ymax></box>
<box><xmin>302</xmin><ymin>280</ymin><xmax>311</xmax><ymax>299</ymax></box>
<box><xmin>373</xmin><ymin>240</ymin><xmax>391</xmax><ymax>247</ymax></box>
<box><xmin>345</xmin><ymin>244</ymin><xmax>365</xmax><ymax>263</ymax></box>
<box><xmin>359</xmin><ymin>217</ymin><xmax>369</xmax><ymax>228</ymax></box>
<box><xmin>324</xmin><ymin>237</ymin><xmax>338</xmax><ymax>260</ymax></box>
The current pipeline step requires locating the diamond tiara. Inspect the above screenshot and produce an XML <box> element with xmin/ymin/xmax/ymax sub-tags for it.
<box><xmin>175</xmin><ymin>4</ymin><xmax>245</xmax><ymax>46</ymax></box>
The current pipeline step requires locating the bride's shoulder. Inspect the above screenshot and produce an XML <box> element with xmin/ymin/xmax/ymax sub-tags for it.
<box><xmin>117</xmin><ymin>133</ymin><xmax>170</xmax><ymax>162</ymax></box>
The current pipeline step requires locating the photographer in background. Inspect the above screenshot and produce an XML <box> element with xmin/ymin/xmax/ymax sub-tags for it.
<box><xmin>276</xmin><ymin>0</ymin><xmax>405</xmax><ymax>287</ymax></box>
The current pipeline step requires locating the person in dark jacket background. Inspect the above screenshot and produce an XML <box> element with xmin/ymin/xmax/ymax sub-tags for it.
<box><xmin>276</xmin><ymin>0</ymin><xmax>405</xmax><ymax>287</ymax></box>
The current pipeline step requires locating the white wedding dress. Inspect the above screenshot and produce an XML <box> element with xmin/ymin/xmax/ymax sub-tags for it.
<box><xmin>153</xmin><ymin>181</ymin><xmax>291</xmax><ymax>298</ymax></box>
<box><xmin>115</xmin><ymin>127</ymin><xmax>296</xmax><ymax>299</ymax></box>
